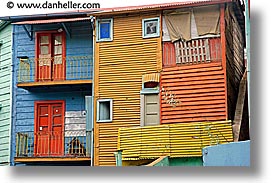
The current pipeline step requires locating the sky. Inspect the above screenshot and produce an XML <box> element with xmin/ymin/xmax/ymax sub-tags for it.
<box><xmin>0</xmin><ymin>0</ymin><xmax>192</xmax><ymax>17</ymax></box>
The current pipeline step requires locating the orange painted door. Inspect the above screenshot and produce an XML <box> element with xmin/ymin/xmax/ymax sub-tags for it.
<box><xmin>52</xmin><ymin>34</ymin><xmax>65</xmax><ymax>80</ymax></box>
<box><xmin>36</xmin><ymin>33</ymin><xmax>65</xmax><ymax>81</ymax></box>
<box><xmin>37</xmin><ymin>34</ymin><xmax>52</xmax><ymax>81</ymax></box>
<box><xmin>35</xmin><ymin>102</ymin><xmax>64</xmax><ymax>156</ymax></box>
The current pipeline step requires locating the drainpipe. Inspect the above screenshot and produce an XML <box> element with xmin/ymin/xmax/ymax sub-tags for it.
<box><xmin>114</xmin><ymin>150</ymin><xmax>122</xmax><ymax>166</ymax></box>
<box><xmin>245</xmin><ymin>0</ymin><xmax>250</xmax><ymax>132</ymax></box>
<box><xmin>90</xmin><ymin>15</ymin><xmax>95</xmax><ymax>166</ymax></box>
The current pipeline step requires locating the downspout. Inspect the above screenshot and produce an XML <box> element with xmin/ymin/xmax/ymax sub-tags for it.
<box><xmin>245</xmin><ymin>0</ymin><xmax>250</xmax><ymax>132</ymax></box>
<box><xmin>90</xmin><ymin>15</ymin><xmax>95</xmax><ymax>166</ymax></box>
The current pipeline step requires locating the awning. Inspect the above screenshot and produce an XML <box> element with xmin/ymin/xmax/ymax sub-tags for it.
<box><xmin>142</xmin><ymin>73</ymin><xmax>160</xmax><ymax>83</ymax></box>
<box><xmin>12</xmin><ymin>17</ymin><xmax>90</xmax><ymax>25</ymax></box>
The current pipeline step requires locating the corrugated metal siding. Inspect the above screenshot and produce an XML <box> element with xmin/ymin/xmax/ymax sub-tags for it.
<box><xmin>161</xmin><ymin>61</ymin><xmax>227</xmax><ymax>124</ymax></box>
<box><xmin>118</xmin><ymin>121</ymin><xmax>233</xmax><ymax>160</ymax></box>
<box><xmin>0</xmin><ymin>24</ymin><xmax>12</xmax><ymax>165</ymax></box>
<box><xmin>225</xmin><ymin>5</ymin><xmax>245</xmax><ymax>121</ymax></box>
<box><xmin>162</xmin><ymin>42</ymin><xmax>176</xmax><ymax>67</ymax></box>
<box><xmin>92</xmin><ymin>0</ymin><xmax>234</xmax><ymax>15</ymax></box>
<box><xmin>94</xmin><ymin>13</ymin><xmax>162</xmax><ymax>166</ymax></box>
<box><xmin>13</xmin><ymin>17</ymin><xmax>90</xmax><ymax>25</ymax></box>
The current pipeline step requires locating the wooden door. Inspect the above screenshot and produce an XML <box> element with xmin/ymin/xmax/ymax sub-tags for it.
<box><xmin>35</xmin><ymin>101</ymin><xmax>64</xmax><ymax>156</ymax></box>
<box><xmin>144</xmin><ymin>94</ymin><xmax>160</xmax><ymax>126</ymax></box>
<box><xmin>52</xmin><ymin>34</ymin><xmax>65</xmax><ymax>81</ymax></box>
<box><xmin>36</xmin><ymin>32</ymin><xmax>65</xmax><ymax>81</ymax></box>
<box><xmin>37</xmin><ymin>34</ymin><xmax>52</xmax><ymax>81</ymax></box>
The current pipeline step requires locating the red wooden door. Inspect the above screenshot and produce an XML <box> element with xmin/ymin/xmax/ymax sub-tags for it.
<box><xmin>36</xmin><ymin>32</ymin><xmax>65</xmax><ymax>81</ymax></box>
<box><xmin>52</xmin><ymin>34</ymin><xmax>65</xmax><ymax>81</ymax></box>
<box><xmin>37</xmin><ymin>34</ymin><xmax>52</xmax><ymax>81</ymax></box>
<box><xmin>35</xmin><ymin>101</ymin><xmax>64</xmax><ymax>156</ymax></box>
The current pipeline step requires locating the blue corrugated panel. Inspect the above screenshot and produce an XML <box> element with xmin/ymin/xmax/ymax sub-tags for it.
<box><xmin>202</xmin><ymin>140</ymin><xmax>250</xmax><ymax>166</ymax></box>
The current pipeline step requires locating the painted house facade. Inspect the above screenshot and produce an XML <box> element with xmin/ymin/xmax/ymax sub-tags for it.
<box><xmin>0</xmin><ymin>21</ymin><xmax>12</xmax><ymax>166</ymax></box>
<box><xmin>90</xmin><ymin>0</ymin><xmax>249</xmax><ymax>166</ymax></box>
<box><xmin>6</xmin><ymin>14</ymin><xmax>94</xmax><ymax>166</ymax></box>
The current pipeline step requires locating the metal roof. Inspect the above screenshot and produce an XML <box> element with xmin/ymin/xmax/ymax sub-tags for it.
<box><xmin>89</xmin><ymin>0</ymin><xmax>236</xmax><ymax>15</ymax></box>
<box><xmin>12</xmin><ymin>17</ymin><xmax>90</xmax><ymax>25</ymax></box>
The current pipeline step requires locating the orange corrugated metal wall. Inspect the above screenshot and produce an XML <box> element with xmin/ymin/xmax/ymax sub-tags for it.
<box><xmin>94</xmin><ymin>12</ymin><xmax>162</xmax><ymax>166</ymax></box>
<box><xmin>161</xmin><ymin>37</ymin><xmax>226</xmax><ymax>124</ymax></box>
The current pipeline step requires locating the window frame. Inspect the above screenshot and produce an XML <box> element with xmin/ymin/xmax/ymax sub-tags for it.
<box><xmin>96</xmin><ymin>99</ymin><xmax>113</xmax><ymax>123</ymax></box>
<box><xmin>96</xmin><ymin>18</ymin><xmax>113</xmax><ymax>42</ymax></box>
<box><xmin>142</xmin><ymin>17</ymin><xmax>160</xmax><ymax>39</ymax></box>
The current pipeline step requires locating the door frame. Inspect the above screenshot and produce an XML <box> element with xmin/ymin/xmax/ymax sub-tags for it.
<box><xmin>35</xmin><ymin>31</ymin><xmax>66</xmax><ymax>82</ymax></box>
<box><xmin>34</xmin><ymin>100</ymin><xmax>65</xmax><ymax>156</ymax></box>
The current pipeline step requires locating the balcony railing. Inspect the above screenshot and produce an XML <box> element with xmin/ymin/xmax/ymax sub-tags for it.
<box><xmin>118</xmin><ymin>121</ymin><xmax>233</xmax><ymax>160</ymax></box>
<box><xmin>17</xmin><ymin>55</ymin><xmax>93</xmax><ymax>84</ymax></box>
<box><xmin>15</xmin><ymin>130</ymin><xmax>91</xmax><ymax>158</ymax></box>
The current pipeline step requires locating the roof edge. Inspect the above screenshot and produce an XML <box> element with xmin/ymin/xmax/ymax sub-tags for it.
<box><xmin>88</xmin><ymin>0</ymin><xmax>237</xmax><ymax>16</ymax></box>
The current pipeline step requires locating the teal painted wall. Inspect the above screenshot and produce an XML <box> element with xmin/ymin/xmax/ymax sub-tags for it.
<box><xmin>143</xmin><ymin>157</ymin><xmax>203</xmax><ymax>166</ymax></box>
<box><xmin>0</xmin><ymin>23</ymin><xmax>12</xmax><ymax>166</ymax></box>
<box><xmin>169</xmin><ymin>157</ymin><xmax>203</xmax><ymax>166</ymax></box>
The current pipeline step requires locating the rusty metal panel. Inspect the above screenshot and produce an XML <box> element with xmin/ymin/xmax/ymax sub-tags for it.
<box><xmin>90</xmin><ymin>0</ymin><xmax>235</xmax><ymax>16</ymax></box>
<box><xmin>117</xmin><ymin>121</ymin><xmax>233</xmax><ymax>160</ymax></box>
<box><xmin>13</xmin><ymin>17</ymin><xmax>90</xmax><ymax>25</ymax></box>
<box><xmin>95</xmin><ymin>12</ymin><xmax>162</xmax><ymax>166</ymax></box>
<box><xmin>160</xmin><ymin>62</ymin><xmax>227</xmax><ymax>124</ymax></box>
<box><xmin>163</xmin><ymin>42</ymin><xmax>176</xmax><ymax>67</ymax></box>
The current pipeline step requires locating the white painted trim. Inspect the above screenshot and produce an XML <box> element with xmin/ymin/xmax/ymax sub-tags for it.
<box><xmin>96</xmin><ymin>99</ymin><xmax>113</xmax><ymax>122</ymax></box>
<box><xmin>142</xmin><ymin>17</ymin><xmax>160</xmax><ymax>39</ymax></box>
<box><xmin>96</xmin><ymin>18</ymin><xmax>113</xmax><ymax>42</ymax></box>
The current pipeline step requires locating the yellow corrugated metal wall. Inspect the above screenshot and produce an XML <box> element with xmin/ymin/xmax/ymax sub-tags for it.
<box><xmin>94</xmin><ymin>12</ymin><xmax>162</xmax><ymax>166</ymax></box>
<box><xmin>118</xmin><ymin>121</ymin><xmax>233</xmax><ymax>160</ymax></box>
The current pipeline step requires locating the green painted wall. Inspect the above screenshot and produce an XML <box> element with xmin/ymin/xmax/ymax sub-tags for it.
<box><xmin>0</xmin><ymin>22</ymin><xmax>12</xmax><ymax>166</ymax></box>
<box><xmin>169</xmin><ymin>157</ymin><xmax>203</xmax><ymax>166</ymax></box>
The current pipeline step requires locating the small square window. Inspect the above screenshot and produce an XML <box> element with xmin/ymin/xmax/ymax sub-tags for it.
<box><xmin>96</xmin><ymin>18</ymin><xmax>113</xmax><ymax>42</ymax></box>
<box><xmin>97</xmin><ymin>99</ymin><xmax>113</xmax><ymax>122</ymax></box>
<box><xmin>142</xmin><ymin>17</ymin><xmax>160</xmax><ymax>38</ymax></box>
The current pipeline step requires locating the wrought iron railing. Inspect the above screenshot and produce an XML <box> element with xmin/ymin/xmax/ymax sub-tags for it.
<box><xmin>16</xmin><ymin>130</ymin><xmax>91</xmax><ymax>158</ymax></box>
<box><xmin>17</xmin><ymin>55</ymin><xmax>93</xmax><ymax>83</ymax></box>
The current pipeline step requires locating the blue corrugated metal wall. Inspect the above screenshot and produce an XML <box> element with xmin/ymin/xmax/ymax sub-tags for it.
<box><xmin>11</xmin><ymin>21</ymin><xmax>93</xmax><ymax>166</ymax></box>
<box><xmin>202</xmin><ymin>140</ymin><xmax>250</xmax><ymax>166</ymax></box>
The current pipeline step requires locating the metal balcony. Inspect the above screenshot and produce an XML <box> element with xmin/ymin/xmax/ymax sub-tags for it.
<box><xmin>15</xmin><ymin>130</ymin><xmax>91</xmax><ymax>162</ymax></box>
<box><xmin>17</xmin><ymin>55</ymin><xmax>93</xmax><ymax>87</ymax></box>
